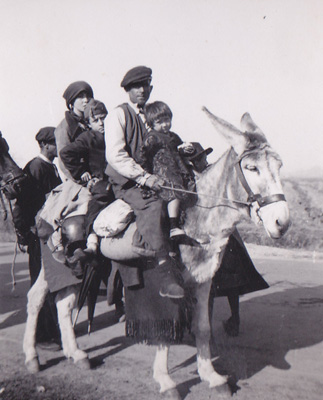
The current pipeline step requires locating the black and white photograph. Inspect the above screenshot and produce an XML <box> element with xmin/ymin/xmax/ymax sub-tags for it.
<box><xmin>0</xmin><ymin>1</ymin><xmax>322</xmax><ymax>399</ymax></box>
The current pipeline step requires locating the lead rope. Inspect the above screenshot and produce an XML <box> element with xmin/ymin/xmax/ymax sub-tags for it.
<box><xmin>0</xmin><ymin>189</ymin><xmax>8</xmax><ymax>220</ymax></box>
<box><xmin>8</xmin><ymin>200</ymin><xmax>18</xmax><ymax>291</ymax></box>
<box><xmin>0</xmin><ymin>190</ymin><xmax>17</xmax><ymax>290</ymax></box>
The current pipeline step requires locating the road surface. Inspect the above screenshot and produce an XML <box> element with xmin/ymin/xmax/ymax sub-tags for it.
<box><xmin>1</xmin><ymin>242</ymin><xmax>323</xmax><ymax>400</ymax></box>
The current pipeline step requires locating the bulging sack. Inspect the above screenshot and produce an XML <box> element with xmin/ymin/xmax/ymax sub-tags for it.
<box><xmin>93</xmin><ymin>199</ymin><xmax>134</xmax><ymax>238</ymax></box>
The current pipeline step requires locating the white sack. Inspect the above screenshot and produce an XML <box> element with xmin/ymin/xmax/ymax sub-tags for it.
<box><xmin>93</xmin><ymin>199</ymin><xmax>134</xmax><ymax>238</ymax></box>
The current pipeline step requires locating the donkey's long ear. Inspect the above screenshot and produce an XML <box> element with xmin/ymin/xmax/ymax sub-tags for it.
<box><xmin>240</xmin><ymin>113</ymin><xmax>265</xmax><ymax>136</ymax></box>
<box><xmin>202</xmin><ymin>106</ymin><xmax>248</xmax><ymax>155</ymax></box>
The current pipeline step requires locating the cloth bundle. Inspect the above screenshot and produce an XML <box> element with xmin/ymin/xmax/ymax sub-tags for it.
<box><xmin>93</xmin><ymin>199</ymin><xmax>134</xmax><ymax>238</ymax></box>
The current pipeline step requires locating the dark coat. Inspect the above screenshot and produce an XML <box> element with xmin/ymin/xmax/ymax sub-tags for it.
<box><xmin>139</xmin><ymin>130</ymin><xmax>194</xmax><ymax>202</ymax></box>
<box><xmin>12</xmin><ymin>156</ymin><xmax>62</xmax><ymax>240</ymax></box>
<box><xmin>55</xmin><ymin>111</ymin><xmax>88</xmax><ymax>180</ymax></box>
<box><xmin>211</xmin><ymin>230</ymin><xmax>269</xmax><ymax>297</ymax></box>
<box><xmin>59</xmin><ymin>129</ymin><xmax>107</xmax><ymax>181</ymax></box>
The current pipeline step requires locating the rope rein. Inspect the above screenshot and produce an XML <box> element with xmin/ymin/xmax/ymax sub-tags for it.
<box><xmin>160</xmin><ymin>184</ymin><xmax>251</xmax><ymax>209</ymax></box>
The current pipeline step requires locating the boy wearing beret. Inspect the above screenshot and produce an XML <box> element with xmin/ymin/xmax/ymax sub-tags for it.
<box><xmin>12</xmin><ymin>127</ymin><xmax>62</xmax><ymax>348</ymax></box>
<box><xmin>105</xmin><ymin>66</ymin><xmax>184</xmax><ymax>299</ymax></box>
<box><xmin>55</xmin><ymin>81</ymin><xmax>94</xmax><ymax>180</ymax></box>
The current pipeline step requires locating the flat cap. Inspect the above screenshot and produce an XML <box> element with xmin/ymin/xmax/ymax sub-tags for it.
<box><xmin>63</xmin><ymin>81</ymin><xmax>93</xmax><ymax>108</ymax></box>
<box><xmin>35</xmin><ymin>127</ymin><xmax>56</xmax><ymax>145</ymax></box>
<box><xmin>120</xmin><ymin>66</ymin><xmax>152</xmax><ymax>88</ymax></box>
<box><xmin>84</xmin><ymin>99</ymin><xmax>108</xmax><ymax>120</ymax></box>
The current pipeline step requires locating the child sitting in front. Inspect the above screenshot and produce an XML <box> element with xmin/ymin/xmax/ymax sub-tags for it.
<box><xmin>141</xmin><ymin>101</ymin><xmax>195</xmax><ymax>238</ymax></box>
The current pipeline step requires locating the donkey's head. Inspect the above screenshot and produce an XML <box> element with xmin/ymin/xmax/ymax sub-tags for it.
<box><xmin>0</xmin><ymin>132</ymin><xmax>27</xmax><ymax>199</ymax></box>
<box><xmin>202</xmin><ymin>107</ymin><xmax>290</xmax><ymax>239</ymax></box>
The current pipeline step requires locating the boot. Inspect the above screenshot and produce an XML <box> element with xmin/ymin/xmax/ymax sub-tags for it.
<box><xmin>157</xmin><ymin>258</ymin><xmax>184</xmax><ymax>299</ymax></box>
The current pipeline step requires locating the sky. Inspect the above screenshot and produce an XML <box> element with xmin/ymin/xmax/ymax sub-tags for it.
<box><xmin>0</xmin><ymin>0</ymin><xmax>323</xmax><ymax>177</ymax></box>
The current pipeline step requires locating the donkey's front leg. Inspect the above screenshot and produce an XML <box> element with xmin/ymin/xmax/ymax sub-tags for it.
<box><xmin>192</xmin><ymin>281</ymin><xmax>228</xmax><ymax>388</ymax></box>
<box><xmin>55</xmin><ymin>285</ymin><xmax>90</xmax><ymax>369</ymax></box>
<box><xmin>23</xmin><ymin>266</ymin><xmax>49</xmax><ymax>373</ymax></box>
<box><xmin>153</xmin><ymin>344</ymin><xmax>181</xmax><ymax>399</ymax></box>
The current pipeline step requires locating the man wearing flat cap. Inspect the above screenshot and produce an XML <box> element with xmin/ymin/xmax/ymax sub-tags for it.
<box><xmin>12</xmin><ymin>127</ymin><xmax>62</xmax><ymax>348</ymax></box>
<box><xmin>105</xmin><ymin>66</ymin><xmax>184</xmax><ymax>299</ymax></box>
<box><xmin>55</xmin><ymin>81</ymin><xmax>94</xmax><ymax>180</ymax></box>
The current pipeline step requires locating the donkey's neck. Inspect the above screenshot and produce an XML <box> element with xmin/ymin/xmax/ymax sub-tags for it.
<box><xmin>185</xmin><ymin>148</ymin><xmax>248</xmax><ymax>240</ymax></box>
<box><xmin>181</xmin><ymin>148</ymin><xmax>250</xmax><ymax>283</ymax></box>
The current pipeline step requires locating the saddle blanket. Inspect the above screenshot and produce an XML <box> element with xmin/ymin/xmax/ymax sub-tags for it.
<box><xmin>37</xmin><ymin>180</ymin><xmax>91</xmax><ymax>230</ymax></box>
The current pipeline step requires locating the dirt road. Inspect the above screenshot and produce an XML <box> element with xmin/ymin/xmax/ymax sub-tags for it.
<box><xmin>1</xmin><ymin>242</ymin><xmax>323</xmax><ymax>400</ymax></box>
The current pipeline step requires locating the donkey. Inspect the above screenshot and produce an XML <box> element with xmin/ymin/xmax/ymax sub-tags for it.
<box><xmin>1</xmin><ymin>107</ymin><xmax>290</xmax><ymax>397</ymax></box>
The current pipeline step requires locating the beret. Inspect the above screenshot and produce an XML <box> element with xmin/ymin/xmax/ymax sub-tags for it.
<box><xmin>35</xmin><ymin>127</ymin><xmax>56</xmax><ymax>145</ymax></box>
<box><xmin>84</xmin><ymin>99</ymin><xmax>108</xmax><ymax>121</ymax></box>
<box><xmin>184</xmin><ymin>142</ymin><xmax>213</xmax><ymax>161</ymax></box>
<box><xmin>63</xmin><ymin>81</ymin><xmax>93</xmax><ymax>107</ymax></box>
<box><xmin>120</xmin><ymin>66</ymin><xmax>152</xmax><ymax>88</ymax></box>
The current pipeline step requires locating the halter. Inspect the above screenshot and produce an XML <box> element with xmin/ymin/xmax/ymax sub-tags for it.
<box><xmin>0</xmin><ymin>171</ymin><xmax>27</xmax><ymax>191</ymax></box>
<box><xmin>235</xmin><ymin>148</ymin><xmax>286</xmax><ymax>209</ymax></box>
<box><xmin>160</xmin><ymin>146</ymin><xmax>286</xmax><ymax>211</ymax></box>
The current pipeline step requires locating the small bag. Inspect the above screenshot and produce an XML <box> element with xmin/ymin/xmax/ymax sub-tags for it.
<box><xmin>93</xmin><ymin>199</ymin><xmax>134</xmax><ymax>238</ymax></box>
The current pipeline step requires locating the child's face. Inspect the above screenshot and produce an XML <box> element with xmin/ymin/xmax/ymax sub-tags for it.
<box><xmin>89</xmin><ymin>114</ymin><xmax>106</xmax><ymax>133</ymax></box>
<box><xmin>153</xmin><ymin>116</ymin><xmax>172</xmax><ymax>134</ymax></box>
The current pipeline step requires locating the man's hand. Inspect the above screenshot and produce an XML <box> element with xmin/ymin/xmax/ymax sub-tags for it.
<box><xmin>18</xmin><ymin>244</ymin><xmax>28</xmax><ymax>253</ymax></box>
<box><xmin>145</xmin><ymin>175</ymin><xmax>164</xmax><ymax>191</ymax></box>
<box><xmin>87</xmin><ymin>177</ymin><xmax>100</xmax><ymax>192</ymax></box>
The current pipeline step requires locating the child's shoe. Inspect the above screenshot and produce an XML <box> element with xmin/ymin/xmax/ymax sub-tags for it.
<box><xmin>170</xmin><ymin>227</ymin><xmax>186</xmax><ymax>238</ymax></box>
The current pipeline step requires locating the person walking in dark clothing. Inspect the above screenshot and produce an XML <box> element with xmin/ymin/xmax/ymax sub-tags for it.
<box><xmin>12</xmin><ymin>127</ymin><xmax>62</xmax><ymax>348</ymax></box>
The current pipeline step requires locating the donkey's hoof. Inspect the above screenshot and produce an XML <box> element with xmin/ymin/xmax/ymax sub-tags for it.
<box><xmin>161</xmin><ymin>387</ymin><xmax>181</xmax><ymax>400</ymax></box>
<box><xmin>214</xmin><ymin>383</ymin><xmax>231</xmax><ymax>398</ymax></box>
<box><xmin>26</xmin><ymin>357</ymin><xmax>40</xmax><ymax>374</ymax></box>
<box><xmin>223</xmin><ymin>317</ymin><xmax>239</xmax><ymax>337</ymax></box>
<box><xmin>75</xmin><ymin>357</ymin><xmax>91</xmax><ymax>370</ymax></box>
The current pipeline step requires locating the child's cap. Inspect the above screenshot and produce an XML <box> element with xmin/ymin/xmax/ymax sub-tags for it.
<box><xmin>121</xmin><ymin>66</ymin><xmax>152</xmax><ymax>89</ymax></box>
<box><xmin>35</xmin><ymin>127</ymin><xmax>56</xmax><ymax>145</ymax></box>
<box><xmin>84</xmin><ymin>99</ymin><xmax>108</xmax><ymax>121</ymax></box>
<box><xmin>63</xmin><ymin>81</ymin><xmax>93</xmax><ymax>108</ymax></box>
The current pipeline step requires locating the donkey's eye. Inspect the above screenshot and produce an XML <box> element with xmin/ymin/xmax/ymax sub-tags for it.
<box><xmin>245</xmin><ymin>165</ymin><xmax>258</xmax><ymax>172</ymax></box>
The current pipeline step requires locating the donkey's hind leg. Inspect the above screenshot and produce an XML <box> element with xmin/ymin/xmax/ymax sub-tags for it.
<box><xmin>23</xmin><ymin>266</ymin><xmax>49</xmax><ymax>373</ymax></box>
<box><xmin>55</xmin><ymin>285</ymin><xmax>90</xmax><ymax>369</ymax></box>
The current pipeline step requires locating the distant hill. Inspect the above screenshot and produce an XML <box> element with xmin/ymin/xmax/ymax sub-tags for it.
<box><xmin>284</xmin><ymin>166</ymin><xmax>323</xmax><ymax>180</ymax></box>
<box><xmin>1</xmin><ymin>177</ymin><xmax>322</xmax><ymax>251</ymax></box>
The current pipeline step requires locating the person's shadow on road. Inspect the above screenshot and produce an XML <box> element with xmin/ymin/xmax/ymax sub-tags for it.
<box><xmin>208</xmin><ymin>285</ymin><xmax>323</xmax><ymax>392</ymax></box>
